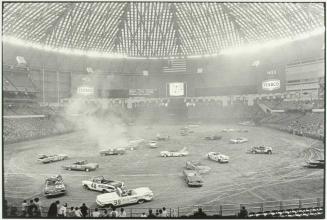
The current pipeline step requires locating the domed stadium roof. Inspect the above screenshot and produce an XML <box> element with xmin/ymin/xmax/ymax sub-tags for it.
<box><xmin>3</xmin><ymin>2</ymin><xmax>324</xmax><ymax>58</ymax></box>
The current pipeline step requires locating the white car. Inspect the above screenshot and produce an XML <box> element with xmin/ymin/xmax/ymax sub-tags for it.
<box><xmin>229</xmin><ymin>137</ymin><xmax>248</xmax><ymax>144</ymax></box>
<box><xmin>82</xmin><ymin>176</ymin><xmax>124</xmax><ymax>193</ymax></box>
<box><xmin>148</xmin><ymin>141</ymin><xmax>158</xmax><ymax>148</ymax></box>
<box><xmin>160</xmin><ymin>147</ymin><xmax>189</xmax><ymax>157</ymax></box>
<box><xmin>207</xmin><ymin>152</ymin><xmax>229</xmax><ymax>163</ymax></box>
<box><xmin>37</xmin><ymin>154</ymin><xmax>68</xmax><ymax>163</ymax></box>
<box><xmin>250</xmin><ymin>146</ymin><xmax>273</xmax><ymax>154</ymax></box>
<box><xmin>222</xmin><ymin>128</ymin><xmax>236</xmax><ymax>132</ymax></box>
<box><xmin>96</xmin><ymin>187</ymin><xmax>154</xmax><ymax>207</ymax></box>
<box><xmin>185</xmin><ymin>161</ymin><xmax>211</xmax><ymax>174</ymax></box>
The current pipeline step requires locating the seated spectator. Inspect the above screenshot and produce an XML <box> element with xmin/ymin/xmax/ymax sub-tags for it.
<box><xmin>119</xmin><ymin>208</ymin><xmax>127</xmax><ymax>217</ymax></box>
<box><xmin>66</xmin><ymin>207</ymin><xmax>75</xmax><ymax>217</ymax></box>
<box><xmin>239</xmin><ymin>206</ymin><xmax>248</xmax><ymax>218</ymax></box>
<box><xmin>92</xmin><ymin>208</ymin><xmax>101</xmax><ymax>217</ymax></box>
<box><xmin>100</xmin><ymin>209</ymin><xmax>110</xmax><ymax>218</ymax></box>
<box><xmin>140</xmin><ymin>212</ymin><xmax>147</xmax><ymax>218</ymax></box>
<box><xmin>74</xmin><ymin>207</ymin><xmax>83</xmax><ymax>217</ymax></box>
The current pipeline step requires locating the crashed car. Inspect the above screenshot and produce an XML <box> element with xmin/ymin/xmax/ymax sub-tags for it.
<box><xmin>100</xmin><ymin>148</ymin><xmax>126</xmax><ymax>156</ymax></box>
<box><xmin>183</xmin><ymin>169</ymin><xmax>203</xmax><ymax>187</ymax></box>
<box><xmin>62</xmin><ymin>160</ymin><xmax>99</xmax><ymax>172</ymax></box>
<box><xmin>96</xmin><ymin>187</ymin><xmax>154</xmax><ymax>207</ymax></box>
<box><xmin>127</xmin><ymin>139</ymin><xmax>145</xmax><ymax>150</ymax></box>
<box><xmin>44</xmin><ymin>175</ymin><xmax>66</xmax><ymax>197</ymax></box>
<box><xmin>304</xmin><ymin>160</ymin><xmax>324</xmax><ymax>169</ymax></box>
<box><xmin>185</xmin><ymin>161</ymin><xmax>211</xmax><ymax>174</ymax></box>
<box><xmin>250</xmin><ymin>146</ymin><xmax>272</xmax><ymax>154</ymax></box>
<box><xmin>156</xmin><ymin>134</ymin><xmax>170</xmax><ymax>141</ymax></box>
<box><xmin>82</xmin><ymin>176</ymin><xmax>124</xmax><ymax>193</ymax></box>
<box><xmin>148</xmin><ymin>141</ymin><xmax>158</xmax><ymax>148</ymax></box>
<box><xmin>207</xmin><ymin>152</ymin><xmax>229</xmax><ymax>163</ymax></box>
<box><xmin>160</xmin><ymin>147</ymin><xmax>189</xmax><ymax>157</ymax></box>
<box><xmin>204</xmin><ymin>135</ymin><xmax>222</xmax><ymax>140</ymax></box>
<box><xmin>37</xmin><ymin>154</ymin><xmax>68</xmax><ymax>164</ymax></box>
<box><xmin>229</xmin><ymin>137</ymin><xmax>248</xmax><ymax>144</ymax></box>
<box><xmin>238</xmin><ymin>121</ymin><xmax>255</xmax><ymax>126</ymax></box>
<box><xmin>222</xmin><ymin>128</ymin><xmax>236</xmax><ymax>132</ymax></box>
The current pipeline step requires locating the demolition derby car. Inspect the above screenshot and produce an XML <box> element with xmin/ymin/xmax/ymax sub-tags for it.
<box><xmin>207</xmin><ymin>152</ymin><xmax>229</xmax><ymax>163</ymax></box>
<box><xmin>250</xmin><ymin>146</ymin><xmax>273</xmax><ymax>154</ymax></box>
<box><xmin>62</xmin><ymin>160</ymin><xmax>99</xmax><ymax>172</ymax></box>
<box><xmin>148</xmin><ymin>141</ymin><xmax>158</xmax><ymax>148</ymax></box>
<box><xmin>82</xmin><ymin>176</ymin><xmax>124</xmax><ymax>193</ymax></box>
<box><xmin>96</xmin><ymin>187</ymin><xmax>154</xmax><ymax>207</ymax></box>
<box><xmin>229</xmin><ymin>137</ymin><xmax>248</xmax><ymax>144</ymax></box>
<box><xmin>185</xmin><ymin>161</ymin><xmax>211</xmax><ymax>174</ymax></box>
<box><xmin>44</xmin><ymin>175</ymin><xmax>66</xmax><ymax>197</ymax></box>
<box><xmin>100</xmin><ymin>148</ymin><xmax>126</xmax><ymax>156</ymax></box>
<box><xmin>156</xmin><ymin>134</ymin><xmax>170</xmax><ymax>141</ymax></box>
<box><xmin>304</xmin><ymin>160</ymin><xmax>325</xmax><ymax>169</ymax></box>
<box><xmin>37</xmin><ymin>154</ymin><xmax>68</xmax><ymax>164</ymax></box>
<box><xmin>183</xmin><ymin>169</ymin><xmax>204</xmax><ymax>187</ymax></box>
<box><xmin>204</xmin><ymin>135</ymin><xmax>222</xmax><ymax>140</ymax></box>
<box><xmin>160</xmin><ymin>147</ymin><xmax>189</xmax><ymax>157</ymax></box>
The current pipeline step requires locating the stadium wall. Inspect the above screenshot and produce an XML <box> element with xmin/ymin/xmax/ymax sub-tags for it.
<box><xmin>2</xmin><ymin>34</ymin><xmax>324</xmax><ymax>100</ymax></box>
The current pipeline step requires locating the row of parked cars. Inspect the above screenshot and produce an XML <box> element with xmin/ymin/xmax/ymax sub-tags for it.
<box><xmin>44</xmin><ymin>175</ymin><xmax>154</xmax><ymax>207</ymax></box>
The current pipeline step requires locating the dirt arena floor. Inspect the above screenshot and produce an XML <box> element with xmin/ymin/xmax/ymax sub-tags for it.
<box><xmin>3</xmin><ymin>123</ymin><xmax>324</xmax><ymax>214</ymax></box>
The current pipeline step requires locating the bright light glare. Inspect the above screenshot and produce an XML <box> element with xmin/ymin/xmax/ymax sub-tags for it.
<box><xmin>220</xmin><ymin>27</ymin><xmax>325</xmax><ymax>55</ymax></box>
<box><xmin>2</xmin><ymin>27</ymin><xmax>325</xmax><ymax>59</ymax></box>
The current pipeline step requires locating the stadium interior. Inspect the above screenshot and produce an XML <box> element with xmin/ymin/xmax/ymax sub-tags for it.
<box><xmin>2</xmin><ymin>2</ymin><xmax>325</xmax><ymax>218</ymax></box>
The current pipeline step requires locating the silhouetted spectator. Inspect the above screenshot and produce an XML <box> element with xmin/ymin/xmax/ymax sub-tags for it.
<box><xmin>21</xmin><ymin>200</ymin><xmax>28</xmax><ymax>217</ymax></box>
<box><xmin>140</xmin><ymin>212</ymin><xmax>147</xmax><ymax>218</ymax></box>
<box><xmin>239</xmin><ymin>206</ymin><xmax>248</xmax><ymax>218</ymax></box>
<box><xmin>110</xmin><ymin>207</ymin><xmax>119</xmax><ymax>218</ymax></box>
<box><xmin>119</xmin><ymin>208</ymin><xmax>127</xmax><ymax>217</ymax></box>
<box><xmin>147</xmin><ymin>209</ymin><xmax>156</xmax><ymax>218</ymax></box>
<box><xmin>193</xmin><ymin>208</ymin><xmax>206</xmax><ymax>217</ymax></box>
<box><xmin>34</xmin><ymin>198</ymin><xmax>42</xmax><ymax>217</ymax></box>
<box><xmin>4</xmin><ymin>200</ymin><xmax>8</xmax><ymax>218</ymax></box>
<box><xmin>47</xmin><ymin>201</ymin><xmax>60</xmax><ymax>217</ymax></box>
<box><xmin>80</xmin><ymin>203</ymin><xmax>88</xmax><ymax>217</ymax></box>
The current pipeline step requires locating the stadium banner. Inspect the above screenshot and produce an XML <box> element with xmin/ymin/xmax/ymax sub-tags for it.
<box><xmin>167</xmin><ymin>82</ymin><xmax>187</xmax><ymax>97</ymax></box>
<box><xmin>128</xmin><ymin>89</ymin><xmax>157</xmax><ymax>97</ymax></box>
<box><xmin>257</xmin><ymin>64</ymin><xmax>286</xmax><ymax>94</ymax></box>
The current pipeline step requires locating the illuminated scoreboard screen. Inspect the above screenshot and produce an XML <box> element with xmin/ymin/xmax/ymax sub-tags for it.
<box><xmin>167</xmin><ymin>82</ymin><xmax>187</xmax><ymax>97</ymax></box>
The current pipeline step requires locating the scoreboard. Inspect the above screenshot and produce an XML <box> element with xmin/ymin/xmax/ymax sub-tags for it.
<box><xmin>167</xmin><ymin>82</ymin><xmax>187</xmax><ymax>97</ymax></box>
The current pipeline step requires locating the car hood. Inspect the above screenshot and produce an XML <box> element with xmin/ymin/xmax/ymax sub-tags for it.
<box><xmin>187</xmin><ymin>175</ymin><xmax>203</xmax><ymax>182</ymax></box>
<box><xmin>97</xmin><ymin>192</ymin><xmax>120</xmax><ymax>202</ymax></box>
<box><xmin>133</xmin><ymin>187</ymin><xmax>153</xmax><ymax>195</ymax></box>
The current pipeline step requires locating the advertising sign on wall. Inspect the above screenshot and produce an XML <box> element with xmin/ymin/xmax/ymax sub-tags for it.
<box><xmin>257</xmin><ymin>65</ymin><xmax>285</xmax><ymax>94</ymax></box>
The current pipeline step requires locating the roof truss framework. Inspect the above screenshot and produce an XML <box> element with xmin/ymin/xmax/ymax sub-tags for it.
<box><xmin>2</xmin><ymin>2</ymin><xmax>325</xmax><ymax>58</ymax></box>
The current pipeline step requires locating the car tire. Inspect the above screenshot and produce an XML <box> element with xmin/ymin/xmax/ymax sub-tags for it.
<box><xmin>83</xmin><ymin>185</ymin><xmax>89</xmax><ymax>190</ymax></box>
<box><xmin>105</xmin><ymin>204</ymin><xmax>114</xmax><ymax>209</ymax></box>
<box><xmin>68</xmin><ymin>168</ymin><xmax>71</xmax><ymax>171</ymax></box>
<box><xmin>85</xmin><ymin>168</ymin><xmax>89</xmax><ymax>172</ymax></box>
<box><xmin>102</xmin><ymin>189</ymin><xmax>107</xmax><ymax>193</ymax></box>
<box><xmin>163</xmin><ymin>155</ymin><xmax>167</xmax><ymax>157</ymax></box>
<box><xmin>137</xmin><ymin>199</ymin><xmax>145</xmax><ymax>204</ymax></box>
<box><xmin>268</xmin><ymin>151</ymin><xmax>272</xmax><ymax>154</ymax></box>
